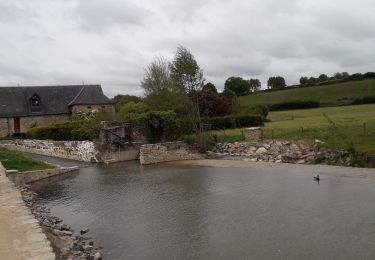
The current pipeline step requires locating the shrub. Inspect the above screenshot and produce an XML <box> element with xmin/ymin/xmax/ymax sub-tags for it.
<box><xmin>26</xmin><ymin>121</ymin><xmax>82</xmax><ymax>141</ymax></box>
<box><xmin>269</xmin><ymin>101</ymin><xmax>320</xmax><ymax>111</ymax></box>
<box><xmin>352</xmin><ymin>96</ymin><xmax>375</xmax><ymax>105</ymax></box>
<box><xmin>205</xmin><ymin>115</ymin><xmax>263</xmax><ymax>130</ymax></box>
<box><xmin>243</xmin><ymin>105</ymin><xmax>269</xmax><ymax>119</ymax></box>
<box><xmin>131</xmin><ymin>110</ymin><xmax>181</xmax><ymax>143</ymax></box>
<box><xmin>27</xmin><ymin>112</ymin><xmax>114</xmax><ymax>141</ymax></box>
<box><xmin>363</xmin><ymin>72</ymin><xmax>375</xmax><ymax>79</ymax></box>
<box><xmin>197</xmin><ymin>90</ymin><xmax>230</xmax><ymax>117</ymax></box>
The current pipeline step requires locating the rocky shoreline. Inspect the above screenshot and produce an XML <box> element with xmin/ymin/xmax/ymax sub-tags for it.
<box><xmin>20</xmin><ymin>185</ymin><xmax>103</xmax><ymax>260</ymax></box>
<box><xmin>206</xmin><ymin>140</ymin><xmax>358</xmax><ymax>166</ymax></box>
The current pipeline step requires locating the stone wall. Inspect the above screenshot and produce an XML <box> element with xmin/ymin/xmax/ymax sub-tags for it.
<box><xmin>244</xmin><ymin>127</ymin><xmax>263</xmax><ymax>142</ymax></box>
<box><xmin>71</xmin><ymin>104</ymin><xmax>115</xmax><ymax>115</ymax></box>
<box><xmin>1</xmin><ymin>139</ymin><xmax>100</xmax><ymax>162</ymax></box>
<box><xmin>140</xmin><ymin>142</ymin><xmax>203</xmax><ymax>165</ymax></box>
<box><xmin>6</xmin><ymin>167</ymin><xmax>79</xmax><ymax>186</ymax></box>
<box><xmin>0</xmin><ymin>117</ymin><xmax>13</xmax><ymax>137</ymax></box>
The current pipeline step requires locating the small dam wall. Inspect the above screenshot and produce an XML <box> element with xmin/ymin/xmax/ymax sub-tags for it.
<box><xmin>140</xmin><ymin>142</ymin><xmax>203</xmax><ymax>165</ymax></box>
<box><xmin>6</xmin><ymin>167</ymin><xmax>79</xmax><ymax>186</ymax></box>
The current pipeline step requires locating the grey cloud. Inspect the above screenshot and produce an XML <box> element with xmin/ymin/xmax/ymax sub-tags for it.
<box><xmin>73</xmin><ymin>0</ymin><xmax>151</xmax><ymax>33</ymax></box>
<box><xmin>0</xmin><ymin>0</ymin><xmax>375</xmax><ymax>95</ymax></box>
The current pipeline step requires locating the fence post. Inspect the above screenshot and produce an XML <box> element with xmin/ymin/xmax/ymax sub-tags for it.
<box><xmin>271</xmin><ymin>129</ymin><xmax>274</xmax><ymax>140</ymax></box>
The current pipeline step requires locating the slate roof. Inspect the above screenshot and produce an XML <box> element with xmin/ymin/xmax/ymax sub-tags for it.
<box><xmin>0</xmin><ymin>85</ymin><xmax>114</xmax><ymax>117</ymax></box>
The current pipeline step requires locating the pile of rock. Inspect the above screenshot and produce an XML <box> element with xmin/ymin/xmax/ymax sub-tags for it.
<box><xmin>20</xmin><ymin>186</ymin><xmax>102</xmax><ymax>260</ymax></box>
<box><xmin>206</xmin><ymin>140</ymin><xmax>337</xmax><ymax>164</ymax></box>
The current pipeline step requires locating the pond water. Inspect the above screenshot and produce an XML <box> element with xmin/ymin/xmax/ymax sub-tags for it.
<box><xmin>34</xmin><ymin>160</ymin><xmax>375</xmax><ymax>260</ymax></box>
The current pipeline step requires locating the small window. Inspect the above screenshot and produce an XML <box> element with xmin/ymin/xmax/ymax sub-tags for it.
<box><xmin>101</xmin><ymin>106</ymin><xmax>105</xmax><ymax>109</ymax></box>
<box><xmin>87</xmin><ymin>106</ymin><xmax>92</xmax><ymax>109</ymax></box>
<box><xmin>31</xmin><ymin>96</ymin><xmax>40</xmax><ymax>107</ymax></box>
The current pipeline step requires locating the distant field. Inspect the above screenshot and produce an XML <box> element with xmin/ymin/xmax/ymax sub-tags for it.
<box><xmin>239</xmin><ymin>79</ymin><xmax>375</xmax><ymax>107</ymax></box>
<box><xmin>211</xmin><ymin>104</ymin><xmax>375</xmax><ymax>154</ymax></box>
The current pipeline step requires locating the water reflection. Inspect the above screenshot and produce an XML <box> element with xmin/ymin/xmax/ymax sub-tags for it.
<box><xmin>34</xmin><ymin>160</ymin><xmax>375</xmax><ymax>259</ymax></box>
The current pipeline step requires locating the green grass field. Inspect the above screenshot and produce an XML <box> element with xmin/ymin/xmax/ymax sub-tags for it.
<box><xmin>210</xmin><ymin>104</ymin><xmax>375</xmax><ymax>154</ymax></box>
<box><xmin>239</xmin><ymin>79</ymin><xmax>375</xmax><ymax>107</ymax></box>
<box><xmin>0</xmin><ymin>148</ymin><xmax>54</xmax><ymax>172</ymax></box>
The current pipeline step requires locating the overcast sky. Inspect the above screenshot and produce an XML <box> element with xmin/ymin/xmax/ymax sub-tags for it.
<box><xmin>1</xmin><ymin>0</ymin><xmax>375</xmax><ymax>97</ymax></box>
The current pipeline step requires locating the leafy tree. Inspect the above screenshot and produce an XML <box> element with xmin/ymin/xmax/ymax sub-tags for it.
<box><xmin>132</xmin><ymin>111</ymin><xmax>181</xmax><ymax>143</ymax></box>
<box><xmin>318</xmin><ymin>74</ymin><xmax>329</xmax><ymax>82</ymax></box>
<box><xmin>349</xmin><ymin>73</ymin><xmax>363</xmax><ymax>81</ymax></box>
<box><xmin>267</xmin><ymin>76</ymin><xmax>286</xmax><ymax>89</ymax></box>
<box><xmin>202</xmin><ymin>82</ymin><xmax>217</xmax><ymax>93</ymax></box>
<box><xmin>364</xmin><ymin>72</ymin><xmax>375</xmax><ymax>79</ymax></box>
<box><xmin>113</xmin><ymin>94</ymin><xmax>142</xmax><ymax>111</ymax></box>
<box><xmin>307</xmin><ymin>77</ymin><xmax>317</xmax><ymax>84</ymax></box>
<box><xmin>221</xmin><ymin>88</ymin><xmax>237</xmax><ymax>103</ymax></box>
<box><xmin>141</xmin><ymin>56</ymin><xmax>173</xmax><ymax>96</ymax></box>
<box><xmin>224</xmin><ymin>77</ymin><xmax>250</xmax><ymax>96</ymax></box>
<box><xmin>334</xmin><ymin>72</ymin><xmax>343</xmax><ymax>80</ymax></box>
<box><xmin>342</xmin><ymin>72</ymin><xmax>350</xmax><ymax>79</ymax></box>
<box><xmin>198</xmin><ymin>91</ymin><xmax>230</xmax><ymax>117</ymax></box>
<box><xmin>249</xmin><ymin>78</ymin><xmax>261</xmax><ymax>92</ymax></box>
<box><xmin>117</xmin><ymin>102</ymin><xmax>148</xmax><ymax>120</ymax></box>
<box><xmin>170</xmin><ymin>46</ymin><xmax>204</xmax><ymax>94</ymax></box>
<box><xmin>299</xmin><ymin>76</ymin><xmax>308</xmax><ymax>85</ymax></box>
<box><xmin>113</xmin><ymin>94</ymin><xmax>141</xmax><ymax>104</ymax></box>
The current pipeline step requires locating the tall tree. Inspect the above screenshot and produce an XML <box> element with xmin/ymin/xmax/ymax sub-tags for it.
<box><xmin>299</xmin><ymin>76</ymin><xmax>308</xmax><ymax>85</ymax></box>
<box><xmin>224</xmin><ymin>77</ymin><xmax>250</xmax><ymax>96</ymax></box>
<box><xmin>249</xmin><ymin>78</ymin><xmax>261</xmax><ymax>92</ymax></box>
<box><xmin>267</xmin><ymin>76</ymin><xmax>286</xmax><ymax>89</ymax></box>
<box><xmin>141</xmin><ymin>56</ymin><xmax>173</xmax><ymax>96</ymax></box>
<box><xmin>170</xmin><ymin>46</ymin><xmax>204</xmax><ymax>94</ymax></box>
<box><xmin>202</xmin><ymin>82</ymin><xmax>217</xmax><ymax>93</ymax></box>
<box><xmin>318</xmin><ymin>74</ymin><xmax>329</xmax><ymax>82</ymax></box>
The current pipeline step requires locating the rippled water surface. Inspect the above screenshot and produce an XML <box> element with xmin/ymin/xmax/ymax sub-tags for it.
<box><xmin>34</xmin><ymin>160</ymin><xmax>375</xmax><ymax>259</ymax></box>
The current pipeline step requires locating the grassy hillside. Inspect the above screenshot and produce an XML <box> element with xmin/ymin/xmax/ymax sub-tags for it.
<box><xmin>209</xmin><ymin>104</ymin><xmax>375</xmax><ymax>154</ymax></box>
<box><xmin>239</xmin><ymin>79</ymin><xmax>375</xmax><ymax>107</ymax></box>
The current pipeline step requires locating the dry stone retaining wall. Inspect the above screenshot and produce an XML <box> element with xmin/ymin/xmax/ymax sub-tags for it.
<box><xmin>244</xmin><ymin>127</ymin><xmax>263</xmax><ymax>142</ymax></box>
<box><xmin>140</xmin><ymin>142</ymin><xmax>203</xmax><ymax>165</ymax></box>
<box><xmin>0</xmin><ymin>140</ymin><xmax>99</xmax><ymax>162</ymax></box>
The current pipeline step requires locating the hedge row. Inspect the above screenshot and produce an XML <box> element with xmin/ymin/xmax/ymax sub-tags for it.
<box><xmin>352</xmin><ymin>96</ymin><xmax>375</xmax><ymax>105</ymax></box>
<box><xmin>269</xmin><ymin>101</ymin><xmax>320</xmax><ymax>111</ymax></box>
<box><xmin>205</xmin><ymin>115</ymin><xmax>263</xmax><ymax>130</ymax></box>
<box><xmin>26</xmin><ymin>121</ymin><xmax>89</xmax><ymax>141</ymax></box>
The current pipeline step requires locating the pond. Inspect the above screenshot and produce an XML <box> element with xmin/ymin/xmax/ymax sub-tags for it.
<box><xmin>33</xmin><ymin>159</ymin><xmax>375</xmax><ymax>259</ymax></box>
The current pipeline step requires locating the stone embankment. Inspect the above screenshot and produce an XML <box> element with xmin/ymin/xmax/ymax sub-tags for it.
<box><xmin>6</xmin><ymin>167</ymin><xmax>78</xmax><ymax>186</ymax></box>
<box><xmin>140</xmin><ymin>142</ymin><xmax>203</xmax><ymax>165</ymax></box>
<box><xmin>207</xmin><ymin>140</ymin><xmax>338</xmax><ymax>165</ymax></box>
<box><xmin>21</xmin><ymin>186</ymin><xmax>102</xmax><ymax>259</ymax></box>
<box><xmin>0</xmin><ymin>163</ymin><xmax>55</xmax><ymax>260</ymax></box>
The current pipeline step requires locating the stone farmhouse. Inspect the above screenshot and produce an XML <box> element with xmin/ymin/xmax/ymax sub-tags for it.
<box><xmin>0</xmin><ymin>85</ymin><xmax>115</xmax><ymax>138</ymax></box>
